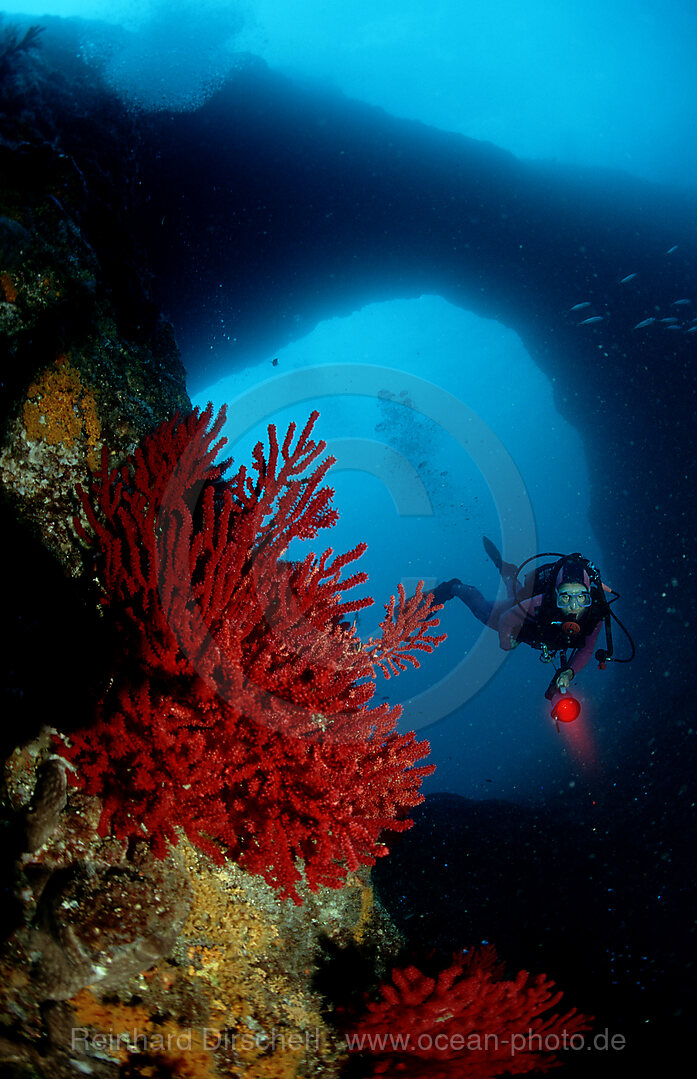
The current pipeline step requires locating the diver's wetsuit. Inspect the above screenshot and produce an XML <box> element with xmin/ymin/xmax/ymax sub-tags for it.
<box><xmin>432</xmin><ymin>578</ymin><xmax>602</xmax><ymax>680</ymax></box>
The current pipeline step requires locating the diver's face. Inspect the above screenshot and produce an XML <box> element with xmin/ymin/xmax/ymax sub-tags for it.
<box><xmin>555</xmin><ymin>582</ymin><xmax>591</xmax><ymax>617</ymax></box>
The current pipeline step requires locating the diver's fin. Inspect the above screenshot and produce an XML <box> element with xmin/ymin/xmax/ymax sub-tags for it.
<box><xmin>482</xmin><ymin>536</ymin><xmax>518</xmax><ymax>581</ymax></box>
<box><xmin>482</xmin><ymin>536</ymin><xmax>503</xmax><ymax>571</ymax></box>
<box><xmin>431</xmin><ymin>579</ymin><xmax>463</xmax><ymax>605</ymax></box>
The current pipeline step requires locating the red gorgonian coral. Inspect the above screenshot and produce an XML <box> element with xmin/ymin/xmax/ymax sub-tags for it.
<box><xmin>344</xmin><ymin>946</ymin><xmax>592</xmax><ymax>1077</ymax></box>
<box><xmin>58</xmin><ymin>405</ymin><xmax>445</xmax><ymax>901</ymax></box>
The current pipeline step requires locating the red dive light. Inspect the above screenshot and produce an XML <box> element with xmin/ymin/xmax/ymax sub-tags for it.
<box><xmin>551</xmin><ymin>695</ymin><xmax>581</xmax><ymax>724</ymax></box>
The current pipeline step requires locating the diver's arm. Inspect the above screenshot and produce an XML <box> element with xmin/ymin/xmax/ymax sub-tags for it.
<box><xmin>497</xmin><ymin>594</ymin><xmax>542</xmax><ymax>650</ymax></box>
<box><xmin>569</xmin><ymin>621</ymin><xmax>602</xmax><ymax>675</ymax></box>
<box><xmin>555</xmin><ymin>623</ymin><xmax>602</xmax><ymax>693</ymax></box>
<box><xmin>555</xmin><ymin>668</ymin><xmax>574</xmax><ymax>693</ymax></box>
<box><xmin>497</xmin><ymin>607</ymin><xmax>521</xmax><ymax>650</ymax></box>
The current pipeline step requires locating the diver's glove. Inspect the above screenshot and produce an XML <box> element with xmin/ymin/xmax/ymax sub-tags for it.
<box><xmin>555</xmin><ymin>668</ymin><xmax>575</xmax><ymax>694</ymax></box>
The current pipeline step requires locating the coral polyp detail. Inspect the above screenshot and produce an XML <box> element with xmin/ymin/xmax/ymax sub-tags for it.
<box><xmin>59</xmin><ymin>405</ymin><xmax>444</xmax><ymax>902</ymax></box>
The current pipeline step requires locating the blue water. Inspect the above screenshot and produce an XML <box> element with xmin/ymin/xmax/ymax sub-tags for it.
<box><xmin>7</xmin><ymin>5</ymin><xmax>693</xmax><ymax>1063</ymax></box>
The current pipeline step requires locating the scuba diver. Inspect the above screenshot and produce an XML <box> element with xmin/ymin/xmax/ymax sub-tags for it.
<box><xmin>432</xmin><ymin>539</ymin><xmax>634</xmax><ymax>709</ymax></box>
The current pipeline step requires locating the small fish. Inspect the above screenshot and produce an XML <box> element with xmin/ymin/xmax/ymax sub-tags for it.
<box><xmin>634</xmin><ymin>317</ymin><xmax>656</xmax><ymax>329</ymax></box>
<box><xmin>569</xmin><ymin>301</ymin><xmax>591</xmax><ymax>312</ymax></box>
<box><xmin>666</xmin><ymin>324</ymin><xmax>683</xmax><ymax>330</ymax></box>
<box><xmin>659</xmin><ymin>317</ymin><xmax>679</xmax><ymax>323</ymax></box>
<box><xmin>686</xmin><ymin>326</ymin><xmax>697</xmax><ymax>334</ymax></box>
<box><xmin>578</xmin><ymin>316</ymin><xmax>604</xmax><ymax>325</ymax></box>
<box><xmin>666</xmin><ymin>245</ymin><xmax>679</xmax><ymax>254</ymax></box>
<box><xmin>619</xmin><ymin>273</ymin><xmax>637</xmax><ymax>284</ymax></box>
<box><xmin>672</xmin><ymin>298</ymin><xmax>691</xmax><ymax>306</ymax></box>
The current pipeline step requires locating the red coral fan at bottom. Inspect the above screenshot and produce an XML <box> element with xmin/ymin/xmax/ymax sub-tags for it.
<box><xmin>344</xmin><ymin>947</ymin><xmax>592</xmax><ymax>1077</ymax></box>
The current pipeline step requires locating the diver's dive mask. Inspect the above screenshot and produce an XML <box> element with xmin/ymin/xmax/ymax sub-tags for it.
<box><xmin>556</xmin><ymin>589</ymin><xmax>592</xmax><ymax>610</ymax></box>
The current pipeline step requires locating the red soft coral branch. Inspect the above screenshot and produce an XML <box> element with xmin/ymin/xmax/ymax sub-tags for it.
<box><xmin>74</xmin><ymin>404</ymin><xmax>232</xmax><ymax>678</ymax></box>
<box><xmin>61</xmin><ymin>406</ymin><xmax>443</xmax><ymax>902</ymax></box>
<box><xmin>369</xmin><ymin>581</ymin><xmax>446</xmax><ymax>678</ymax></box>
<box><xmin>232</xmin><ymin>409</ymin><xmax>338</xmax><ymax>549</ymax></box>
<box><xmin>345</xmin><ymin>946</ymin><xmax>592</xmax><ymax>1078</ymax></box>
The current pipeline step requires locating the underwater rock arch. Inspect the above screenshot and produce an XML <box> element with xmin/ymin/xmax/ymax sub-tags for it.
<box><xmin>134</xmin><ymin>61</ymin><xmax>697</xmax><ymax>726</ymax></box>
